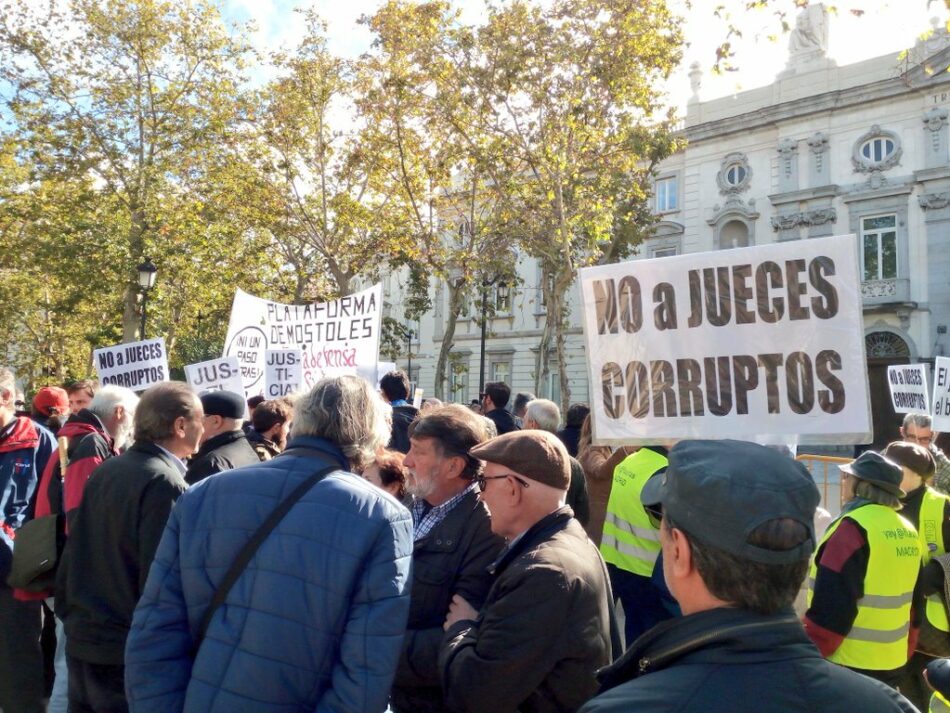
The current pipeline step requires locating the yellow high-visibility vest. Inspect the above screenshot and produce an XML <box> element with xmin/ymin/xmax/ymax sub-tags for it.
<box><xmin>919</xmin><ymin>487</ymin><xmax>950</xmax><ymax>634</ymax></box>
<box><xmin>807</xmin><ymin>502</ymin><xmax>920</xmax><ymax>671</ymax></box>
<box><xmin>931</xmin><ymin>690</ymin><xmax>950</xmax><ymax>713</ymax></box>
<box><xmin>599</xmin><ymin>448</ymin><xmax>667</xmax><ymax>577</ymax></box>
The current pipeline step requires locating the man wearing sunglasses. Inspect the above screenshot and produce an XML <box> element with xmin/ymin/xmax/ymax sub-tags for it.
<box><xmin>440</xmin><ymin>430</ymin><xmax>615</xmax><ymax>713</ymax></box>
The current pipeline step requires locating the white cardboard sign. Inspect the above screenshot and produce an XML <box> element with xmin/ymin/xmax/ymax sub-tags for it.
<box><xmin>578</xmin><ymin>234</ymin><xmax>872</xmax><ymax>446</ymax></box>
<box><xmin>887</xmin><ymin>363</ymin><xmax>930</xmax><ymax>414</ymax></box>
<box><xmin>223</xmin><ymin>284</ymin><xmax>382</xmax><ymax>395</ymax></box>
<box><xmin>93</xmin><ymin>338</ymin><xmax>169</xmax><ymax>392</ymax></box>
<box><xmin>184</xmin><ymin>357</ymin><xmax>245</xmax><ymax>396</ymax></box>
<box><xmin>265</xmin><ymin>349</ymin><xmax>302</xmax><ymax>398</ymax></box>
<box><xmin>932</xmin><ymin>357</ymin><xmax>950</xmax><ymax>431</ymax></box>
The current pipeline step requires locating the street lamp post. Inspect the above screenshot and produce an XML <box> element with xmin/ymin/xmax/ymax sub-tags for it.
<box><xmin>406</xmin><ymin>327</ymin><xmax>414</xmax><ymax>380</ymax></box>
<box><xmin>137</xmin><ymin>258</ymin><xmax>158</xmax><ymax>340</ymax></box>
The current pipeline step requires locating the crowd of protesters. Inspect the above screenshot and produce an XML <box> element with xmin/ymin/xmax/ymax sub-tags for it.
<box><xmin>3</xmin><ymin>366</ymin><xmax>950</xmax><ymax>712</ymax></box>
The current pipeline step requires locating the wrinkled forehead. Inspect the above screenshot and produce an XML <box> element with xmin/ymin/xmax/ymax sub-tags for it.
<box><xmin>906</xmin><ymin>423</ymin><xmax>933</xmax><ymax>436</ymax></box>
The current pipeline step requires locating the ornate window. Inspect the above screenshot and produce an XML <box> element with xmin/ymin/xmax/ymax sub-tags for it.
<box><xmin>725</xmin><ymin>164</ymin><xmax>747</xmax><ymax>186</ymax></box>
<box><xmin>861</xmin><ymin>214</ymin><xmax>897</xmax><ymax>281</ymax></box>
<box><xmin>860</xmin><ymin>137</ymin><xmax>896</xmax><ymax>164</ymax></box>
<box><xmin>865</xmin><ymin>332</ymin><xmax>910</xmax><ymax>360</ymax></box>
<box><xmin>852</xmin><ymin>126</ymin><xmax>902</xmax><ymax>174</ymax></box>
<box><xmin>717</xmin><ymin>153</ymin><xmax>752</xmax><ymax>195</ymax></box>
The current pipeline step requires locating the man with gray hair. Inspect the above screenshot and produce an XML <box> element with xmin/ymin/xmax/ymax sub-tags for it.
<box><xmin>440</xmin><ymin>429</ymin><xmax>615</xmax><ymax>712</ymax></box>
<box><xmin>900</xmin><ymin>412</ymin><xmax>950</xmax><ymax>494</ymax></box>
<box><xmin>60</xmin><ymin>385</ymin><xmax>139</xmax><ymax>526</ymax></box>
<box><xmin>126</xmin><ymin>376</ymin><xmax>414</xmax><ymax>713</ymax></box>
<box><xmin>58</xmin><ymin>381</ymin><xmax>201</xmax><ymax>713</ymax></box>
<box><xmin>524</xmin><ymin>398</ymin><xmax>590</xmax><ymax>526</ymax></box>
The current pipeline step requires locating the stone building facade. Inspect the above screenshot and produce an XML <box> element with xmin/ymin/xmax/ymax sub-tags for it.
<box><xmin>388</xmin><ymin>9</ymin><xmax>950</xmax><ymax>444</ymax></box>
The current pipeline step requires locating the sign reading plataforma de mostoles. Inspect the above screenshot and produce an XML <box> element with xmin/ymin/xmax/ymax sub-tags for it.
<box><xmin>887</xmin><ymin>363</ymin><xmax>930</xmax><ymax>414</ymax></box>
<box><xmin>93</xmin><ymin>338</ymin><xmax>169</xmax><ymax>392</ymax></box>
<box><xmin>223</xmin><ymin>284</ymin><xmax>382</xmax><ymax>396</ymax></box>
<box><xmin>579</xmin><ymin>234</ymin><xmax>872</xmax><ymax>446</ymax></box>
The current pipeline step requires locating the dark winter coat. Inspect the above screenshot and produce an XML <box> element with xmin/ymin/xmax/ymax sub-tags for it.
<box><xmin>392</xmin><ymin>489</ymin><xmax>504</xmax><ymax>713</ymax></box>
<box><xmin>440</xmin><ymin>507</ymin><xmax>614</xmax><ymax>713</ymax></box>
<box><xmin>485</xmin><ymin>408</ymin><xmax>519</xmax><ymax>435</ymax></box>
<box><xmin>185</xmin><ymin>430</ymin><xmax>260</xmax><ymax>485</ymax></box>
<box><xmin>580</xmin><ymin>606</ymin><xmax>917</xmax><ymax>713</ymax></box>
<box><xmin>56</xmin><ymin>441</ymin><xmax>188</xmax><ymax>665</ymax></box>
<box><xmin>0</xmin><ymin>416</ymin><xmax>55</xmax><ymax>581</ymax></box>
<box><xmin>389</xmin><ymin>404</ymin><xmax>419</xmax><ymax>454</ymax></box>
<box><xmin>567</xmin><ymin>457</ymin><xmax>590</xmax><ymax>526</ymax></box>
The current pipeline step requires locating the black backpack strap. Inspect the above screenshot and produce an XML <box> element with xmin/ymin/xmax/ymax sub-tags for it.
<box><xmin>193</xmin><ymin>464</ymin><xmax>338</xmax><ymax>655</ymax></box>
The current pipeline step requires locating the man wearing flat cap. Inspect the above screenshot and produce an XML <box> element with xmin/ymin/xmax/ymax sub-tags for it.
<box><xmin>185</xmin><ymin>390</ymin><xmax>259</xmax><ymax>485</ymax></box>
<box><xmin>882</xmin><ymin>441</ymin><xmax>950</xmax><ymax>710</ymax></box>
<box><xmin>805</xmin><ymin>450</ymin><xmax>924</xmax><ymax>692</ymax></box>
<box><xmin>582</xmin><ymin>440</ymin><xmax>916</xmax><ymax>713</ymax></box>
<box><xmin>439</xmin><ymin>429</ymin><xmax>616</xmax><ymax>713</ymax></box>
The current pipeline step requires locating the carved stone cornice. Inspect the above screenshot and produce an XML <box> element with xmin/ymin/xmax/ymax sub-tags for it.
<box><xmin>771</xmin><ymin>213</ymin><xmax>801</xmax><ymax>231</ymax></box>
<box><xmin>924</xmin><ymin>107</ymin><xmax>949</xmax><ymax>133</ymax></box>
<box><xmin>807</xmin><ymin>132</ymin><xmax>829</xmax><ymax>154</ymax></box>
<box><xmin>769</xmin><ymin>207</ymin><xmax>837</xmax><ymax>231</ymax></box>
<box><xmin>778</xmin><ymin>138</ymin><xmax>798</xmax><ymax>157</ymax></box>
<box><xmin>803</xmin><ymin>207</ymin><xmax>837</xmax><ymax>226</ymax></box>
<box><xmin>919</xmin><ymin>192</ymin><xmax>950</xmax><ymax>210</ymax></box>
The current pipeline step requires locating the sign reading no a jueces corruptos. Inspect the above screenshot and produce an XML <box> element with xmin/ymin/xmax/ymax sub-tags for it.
<box><xmin>579</xmin><ymin>234</ymin><xmax>872</xmax><ymax>446</ymax></box>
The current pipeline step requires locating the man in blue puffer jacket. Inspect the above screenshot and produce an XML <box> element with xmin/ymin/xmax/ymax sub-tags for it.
<box><xmin>125</xmin><ymin>376</ymin><xmax>413</xmax><ymax>713</ymax></box>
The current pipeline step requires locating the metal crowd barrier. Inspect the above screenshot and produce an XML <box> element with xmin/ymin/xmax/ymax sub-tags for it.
<box><xmin>795</xmin><ymin>454</ymin><xmax>851</xmax><ymax>518</ymax></box>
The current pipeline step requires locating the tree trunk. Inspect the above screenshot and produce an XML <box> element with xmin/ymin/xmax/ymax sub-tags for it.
<box><xmin>552</xmin><ymin>269</ymin><xmax>573</xmax><ymax>415</ymax></box>
<box><xmin>434</xmin><ymin>279</ymin><xmax>465</xmax><ymax>401</ymax></box>
<box><xmin>122</xmin><ymin>207</ymin><xmax>147</xmax><ymax>341</ymax></box>
<box><xmin>534</xmin><ymin>265</ymin><xmax>554</xmax><ymax>396</ymax></box>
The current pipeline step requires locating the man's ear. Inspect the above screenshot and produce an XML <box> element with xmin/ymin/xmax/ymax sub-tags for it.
<box><xmin>668</xmin><ymin>527</ymin><xmax>694</xmax><ymax>579</ymax></box>
<box><xmin>174</xmin><ymin>415</ymin><xmax>188</xmax><ymax>438</ymax></box>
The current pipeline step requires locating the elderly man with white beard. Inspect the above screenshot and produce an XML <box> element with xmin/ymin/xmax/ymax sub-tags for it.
<box><xmin>60</xmin><ymin>385</ymin><xmax>139</xmax><ymax>527</ymax></box>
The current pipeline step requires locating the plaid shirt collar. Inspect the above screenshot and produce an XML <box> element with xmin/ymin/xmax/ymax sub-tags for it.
<box><xmin>411</xmin><ymin>481</ymin><xmax>478</xmax><ymax>541</ymax></box>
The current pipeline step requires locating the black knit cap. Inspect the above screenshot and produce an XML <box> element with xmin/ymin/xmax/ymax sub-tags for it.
<box><xmin>199</xmin><ymin>390</ymin><xmax>246</xmax><ymax>419</ymax></box>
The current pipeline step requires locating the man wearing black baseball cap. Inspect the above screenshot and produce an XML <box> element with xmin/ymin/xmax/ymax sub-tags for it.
<box><xmin>581</xmin><ymin>440</ymin><xmax>916</xmax><ymax>713</ymax></box>
<box><xmin>185</xmin><ymin>390</ymin><xmax>259</xmax><ymax>485</ymax></box>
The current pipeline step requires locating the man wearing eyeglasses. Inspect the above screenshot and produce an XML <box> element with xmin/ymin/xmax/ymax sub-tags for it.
<box><xmin>440</xmin><ymin>430</ymin><xmax>615</xmax><ymax>713</ymax></box>
<box><xmin>901</xmin><ymin>413</ymin><xmax>950</xmax><ymax>494</ymax></box>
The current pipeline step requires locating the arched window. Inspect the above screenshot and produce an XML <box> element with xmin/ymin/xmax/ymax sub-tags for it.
<box><xmin>720</xmin><ymin>220</ymin><xmax>750</xmax><ymax>249</ymax></box>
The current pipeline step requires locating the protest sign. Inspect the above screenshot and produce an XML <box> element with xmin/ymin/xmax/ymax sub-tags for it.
<box><xmin>887</xmin><ymin>363</ymin><xmax>930</xmax><ymax>415</ymax></box>
<box><xmin>223</xmin><ymin>284</ymin><xmax>382</xmax><ymax>395</ymax></box>
<box><xmin>933</xmin><ymin>357</ymin><xmax>950</xmax><ymax>431</ymax></box>
<box><xmin>93</xmin><ymin>338</ymin><xmax>169</xmax><ymax>392</ymax></box>
<box><xmin>184</xmin><ymin>357</ymin><xmax>245</xmax><ymax>395</ymax></box>
<box><xmin>579</xmin><ymin>234</ymin><xmax>872</xmax><ymax>446</ymax></box>
<box><xmin>265</xmin><ymin>350</ymin><xmax>302</xmax><ymax>398</ymax></box>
